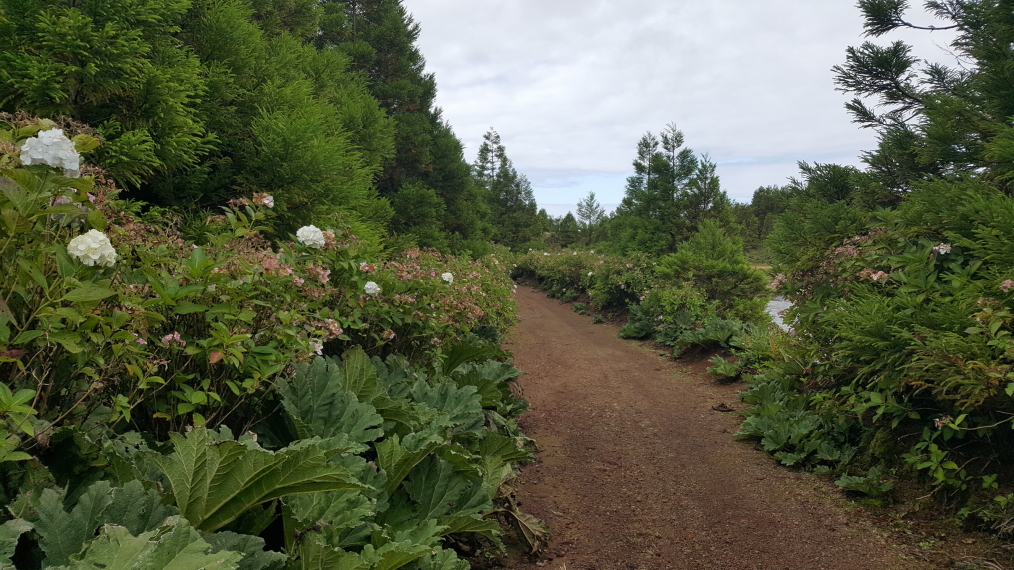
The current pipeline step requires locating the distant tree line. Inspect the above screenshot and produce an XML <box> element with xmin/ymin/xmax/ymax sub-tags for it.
<box><xmin>0</xmin><ymin>0</ymin><xmax>542</xmax><ymax>254</ymax></box>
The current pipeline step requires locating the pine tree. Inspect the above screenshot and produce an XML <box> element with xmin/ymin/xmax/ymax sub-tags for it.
<box><xmin>576</xmin><ymin>191</ymin><xmax>606</xmax><ymax>245</ymax></box>
<box><xmin>833</xmin><ymin>0</ymin><xmax>1014</xmax><ymax>196</ymax></box>
<box><xmin>472</xmin><ymin>128</ymin><xmax>539</xmax><ymax>249</ymax></box>
<box><xmin>318</xmin><ymin>0</ymin><xmax>489</xmax><ymax>249</ymax></box>
<box><xmin>611</xmin><ymin>124</ymin><xmax>731</xmax><ymax>254</ymax></box>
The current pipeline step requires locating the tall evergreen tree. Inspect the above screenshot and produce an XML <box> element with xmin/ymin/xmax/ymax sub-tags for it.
<box><xmin>0</xmin><ymin>0</ymin><xmax>397</xmax><ymax>235</ymax></box>
<box><xmin>319</xmin><ymin>0</ymin><xmax>489</xmax><ymax>249</ymax></box>
<box><xmin>833</xmin><ymin>0</ymin><xmax>1014</xmax><ymax>197</ymax></box>
<box><xmin>472</xmin><ymin>128</ymin><xmax>540</xmax><ymax>249</ymax></box>
<box><xmin>576</xmin><ymin>191</ymin><xmax>606</xmax><ymax>245</ymax></box>
<box><xmin>611</xmin><ymin>124</ymin><xmax>731</xmax><ymax>254</ymax></box>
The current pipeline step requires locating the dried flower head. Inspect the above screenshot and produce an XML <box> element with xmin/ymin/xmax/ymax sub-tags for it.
<box><xmin>252</xmin><ymin>193</ymin><xmax>274</xmax><ymax>208</ymax></box>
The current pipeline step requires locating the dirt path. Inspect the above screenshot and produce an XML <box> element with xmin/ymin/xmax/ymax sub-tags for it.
<box><xmin>503</xmin><ymin>287</ymin><xmax>928</xmax><ymax>570</ymax></box>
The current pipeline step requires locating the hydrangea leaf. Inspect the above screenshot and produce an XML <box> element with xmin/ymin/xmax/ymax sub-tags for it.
<box><xmin>152</xmin><ymin>428</ymin><xmax>367</xmax><ymax>532</ymax></box>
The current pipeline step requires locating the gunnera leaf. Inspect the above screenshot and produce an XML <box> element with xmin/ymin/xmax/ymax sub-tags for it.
<box><xmin>1</xmin><ymin>518</ymin><xmax>32</xmax><ymax>569</ymax></box>
<box><xmin>153</xmin><ymin>428</ymin><xmax>368</xmax><ymax>532</ymax></box>
<box><xmin>33</xmin><ymin>481</ymin><xmax>114</xmax><ymax>565</ymax></box>
<box><xmin>278</xmin><ymin>357</ymin><xmax>384</xmax><ymax>444</ymax></box>
<box><xmin>49</xmin><ymin>517</ymin><xmax>242</xmax><ymax>569</ymax></box>
<box><xmin>202</xmin><ymin>530</ymin><xmax>286</xmax><ymax>570</ymax></box>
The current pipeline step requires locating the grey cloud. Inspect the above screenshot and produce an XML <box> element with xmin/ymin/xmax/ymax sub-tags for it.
<box><xmin>405</xmin><ymin>0</ymin><xmax>958</xmax><ymax>206</ymax></box>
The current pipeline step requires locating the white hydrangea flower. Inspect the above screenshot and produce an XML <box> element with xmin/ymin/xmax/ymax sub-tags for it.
<box><xmin>20</xmin><ymin>128</ymin><xmax>81</xmax><ymax>178</ymax></box>
<box><xmin>68</xmin><ymin>229</ymin><xmax>117</xmax><ymax>267</ymax></box>
<box><xmin>441</xmin><ymin>272</ymin><xmax>454</xmax><ymax>284</ymax></box>
<box><xmin>588</xmin><ymin>272</ymin><xmax>593</xmax><ymax>277</ymax></box>
<box><xmin>364</xmin><ymin>281</ymin><xmax>381</xmax><ymax>296</ymax></box>
<box><xmin>296</xmin><ymin>225</ymin><xmax>325</xmax><ymax>248</ymax></box>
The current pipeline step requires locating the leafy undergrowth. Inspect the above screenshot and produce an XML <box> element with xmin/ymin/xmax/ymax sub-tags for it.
<box><xmin>512</xmin><ymin>221</ymin><xmax>774</xmax><ymax>357</ymax></box>
<box><xmin>0</xmin><ymin>118</ymin><xmax>543</xmax><ymax>568</ymax></box>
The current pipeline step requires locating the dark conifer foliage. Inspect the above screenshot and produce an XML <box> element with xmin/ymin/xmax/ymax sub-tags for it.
<box><xmin>610</xmin><ymin>124</ymin><xmax>732</xmax><ymax>255</ymax></box>
<box><xmin>472</xmin><ymin>128</ymin><xmax>540</xmax><ymax>249</ymax></box>
<box><xmin>320</xmin><ymin>0</ymin><xmax>490</xmax><ymax>250</ymax></box>
<box><xmin>0</xmin><ymin>0</ymin><xmax>397</xmax><ymax>234</ymax></box>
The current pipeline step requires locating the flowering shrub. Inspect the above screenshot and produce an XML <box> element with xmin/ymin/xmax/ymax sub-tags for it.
<box><xmin>739</xmin><ymin>179</ymin><xmax>1014</xmax><ymax>496</ymax></box>
<box><xmin>0</xmin><ymin>117</ymin><xmax>533</xmax><ymax>567</ymax></box>
<box><xmin>18</xmin><ymin>128</ymin><xmax>81</xmax><ymax>177</ymax></box>
<box><xmin>514</xmin><ymin>232</ymin><xmax>769</xmax><ymax>351</ymax></box>
<box><xmin>0</xmin><ymin>118</ymin><xmax>518</xmax><ymax>440</ymax></box>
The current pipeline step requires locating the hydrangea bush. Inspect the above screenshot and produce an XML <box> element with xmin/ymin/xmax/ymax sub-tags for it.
<box><xmin>0</xmin><ymin>118</ymin><xmax>518</xmax><ymax>441</ymax></box>
<box><xmin>514</xmin><ymin>233</ymin><xmax>769</xmax><ymax>352</ymax></box>
<box><xmin>0</xmin><ymin>118</ymin><xmax>535</xmax><ymax>567</ymax></box>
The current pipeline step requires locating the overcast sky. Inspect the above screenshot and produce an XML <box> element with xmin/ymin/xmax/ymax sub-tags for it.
<box><xmin>404</xmin><ymin>1</ymin><xmax>958</xmax><ymax>215</ymax></box>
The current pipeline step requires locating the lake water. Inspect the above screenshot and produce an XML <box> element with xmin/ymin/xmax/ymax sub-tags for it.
<box><xmin>766</xmin><ymin>296</ymin><xmax>793</xmax><ymax>331</ymax></box>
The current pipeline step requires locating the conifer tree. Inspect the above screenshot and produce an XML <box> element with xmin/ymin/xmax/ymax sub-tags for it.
<box><xmin>576</xmin><ymin>191</ymin><xmax>606</xmax><ymax>245</ymax></box>
<box><xmin>611</xmin><ymin>124</ymin><xmax>731</xmax><ymax>254</ymax></box>
<box><xmin>319</xmin><ymin>0</ymin><xmax>489</xmax><ymax>249</ymax></box>
<box><xmin>472</xmin><ymin>128</ymin><xmax>540</xmax><ymax>249</ymax></box>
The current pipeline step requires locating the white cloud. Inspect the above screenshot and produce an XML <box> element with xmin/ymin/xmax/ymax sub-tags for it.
<box><xmin>405</xmin><ymin>0</ymin><xmax>959</xmax><ymax>206</ymax></box>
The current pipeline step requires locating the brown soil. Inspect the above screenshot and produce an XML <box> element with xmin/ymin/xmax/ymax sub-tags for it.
<box><xmin>500</xmin><ymin>287</ymin><xmax>999</xmax><ymax>570</ymax></box>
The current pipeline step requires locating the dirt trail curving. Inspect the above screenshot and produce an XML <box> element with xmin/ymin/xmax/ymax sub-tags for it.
<box><xmin>503</xmin><ymin>286</ymin><xmax>927</xmax><ymax>570</ymax></box>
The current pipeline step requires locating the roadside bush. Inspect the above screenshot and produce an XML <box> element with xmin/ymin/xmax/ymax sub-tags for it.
<box><xmin>514</xmin><ymin>224</ymin><xmax>770</xmax><ymax>354</ymax></box>
<box><xmin>0</xmin><ymin>118</ymin><xmax>534</xmax><ymax>567</ymax></box>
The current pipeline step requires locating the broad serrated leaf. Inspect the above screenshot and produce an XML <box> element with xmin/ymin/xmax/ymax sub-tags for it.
<box><xmin>153</xmin><ymin>428</ymin><xmax>367</xmax><ymax>532</ymax></box>
<box><xmin>278</xmin><ymin>357</ymin><xmax>383</xmax><ymax>443</ymax></box>
<box><xmin>50</xmin><ymin>518</ymin><xmax>241</xmax><ymax>570</ymax></box>
<box><xmin>202</xmin><ymin>531</ymin><xmax>286</xmax><ymax>570</ymax></box>
<box><xmin>0</xmin><ymin>518</ymin><xmax>32</xmax><ymax>568</ymax></box>
<box><xmin>360</xmin><ymin>539</ymin><xmax>432</xmax><ymax>570</ymax></box>
<box><xmin>104</xmin><ymin>480</ymin><xmax>177</xmax><ymax>536</ymax></box>
<box><xmin>402</xmin><ymin>457</ymin><xmax>492</xmax><ymax>522</ymax></box>
<box><xmin>293</xmin><ymin>536</ymin><xmax>371</xmax><ymax>570</ymax></box>
<box><xmin>408</xmin><ymin>547</ymin><xmax>469</xmax><ymax>570</ymax></box>
<box><xmin>440</xmin><ymin>342</ymin><xmax>508</xmax><ymax>375</ymax></box>
<box><xmin>375</xmin><ymin>427</ymin><xmax>445</xmax><ymax>495</ymax></box>
<box><xmin>408</xmin><ymin>381</ymin><xmax>483</xmax><ymax>434</ymax></box>
<box><xmin>340</xmin><ymin>350</ymin><xmax>392</xmax><ymax>407</ymax></box>
<box><xmin>34</xmin><ymin>482</ymin><xmax>114</xmax><ymax>565</ymax></box>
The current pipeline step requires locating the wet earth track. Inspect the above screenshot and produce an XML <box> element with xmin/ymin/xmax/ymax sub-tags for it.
<box><xmin>501</xmin><ymin>286</ymin><xmax>932</xmax><ymax>570</ymax></box>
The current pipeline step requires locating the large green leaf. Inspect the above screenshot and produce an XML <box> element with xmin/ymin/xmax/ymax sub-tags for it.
<box><xmin>408</xmin><ymin>381</ymin><xmax>483</xmax><ymax>434</ymax></box>
<box><xmin>50</xmin><ymin>518</ymin><xmax>242</xmax><ymax>570</ymax></box>
<box><xmin>292</xmin><ymin>537</ymin><xmax>371</xmax><ymax>570</ymax></box>
<box><xmin>33</xmin><ymin>482</ymin><xmax>114</xmax><ymax>565</ymax></box>
<box><xmin>408</xmin><ymin>548</ymin><xmax>469</xmax><ymax>570</ymax></box>
<box><xmin>375</xmin><ymin>427</ymin><xmax>445</xmax><ymax>495</ymax></box>
<box><xmin>104</xmin><ymin>480</ymin><xmax>177</xmax><ymax>537</ymax></box>
<box><xmin>22</xmin><ymin>479</ymin><xmax>177</xmax><ymax>567</ymax></box>
<box><xmin>403</xmin><ymin>457</ymin><xmax>491</xmax><ymax>521</ymax></box>
<box><xmin>0</xmin><ymin>519</ymin><xmax>32</xmax><ymax>569</ymax></box>
<box><xmin>440</xmin><ymin>342</ymin><xmax>509</xmax><ymax>375</ymax></box>
<box><xmin>202</xmin><ymin>531</ymin><xmax>286</xmax><ymax>570</ymax></box>
<box><xmin>153</xmin><ymin>428</ymin><xmax>367</xmax><ymax>532</ymax></box>
<box><xmin>278</xmin><ymin>357</ymin><xmax>383</xmax><ymax>444</ymax></box>
<box><xmin>340</xmin><ymin>350</ymin><xmax>394</xmax><ymax>408</ymax></box>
